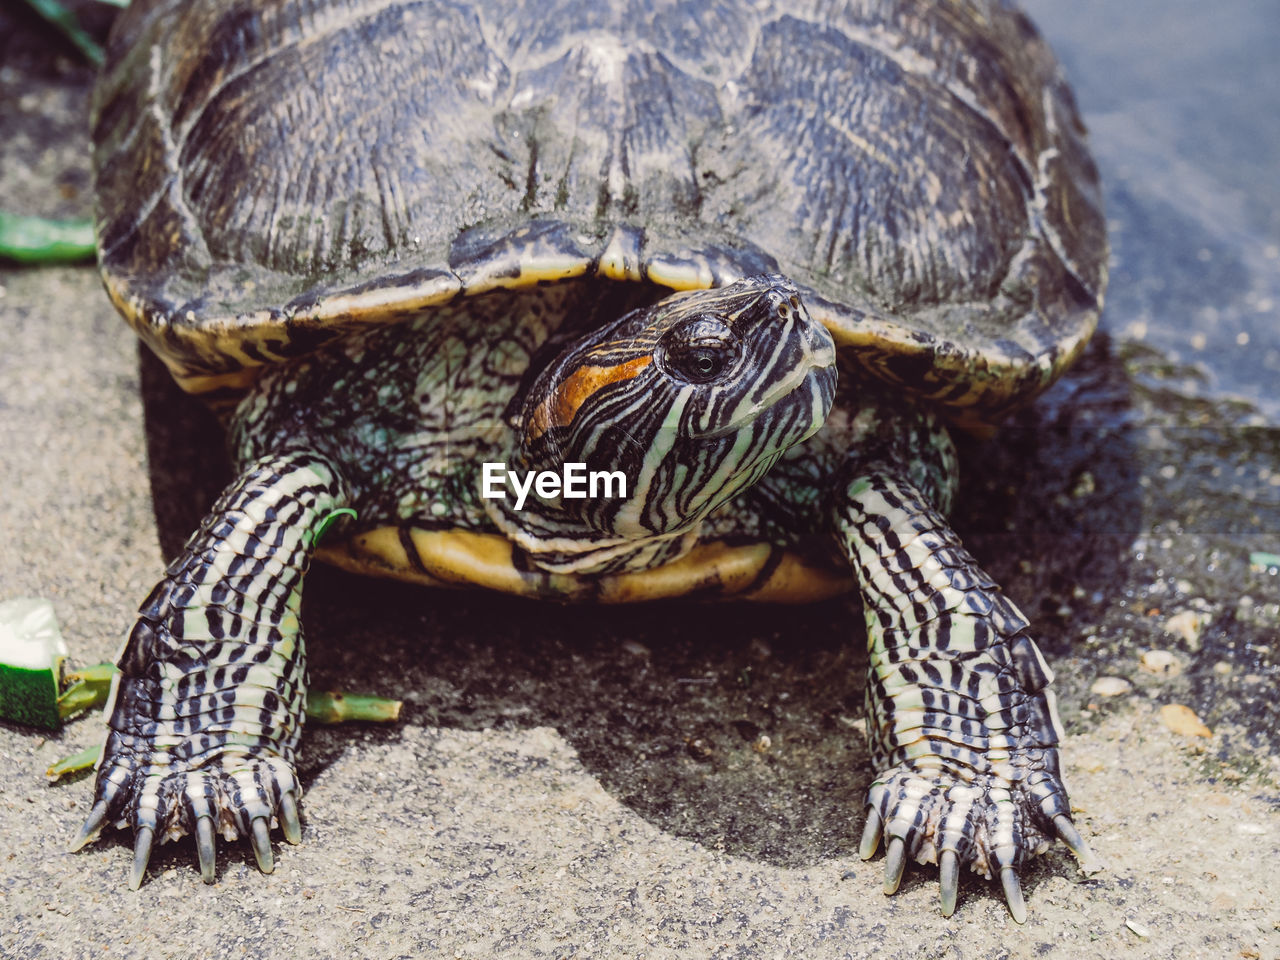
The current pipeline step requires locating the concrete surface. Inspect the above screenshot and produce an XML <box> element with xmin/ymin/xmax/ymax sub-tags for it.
<box><xmin>1</xmin><ymin>2</ymin><xmax>1277</xmax><ymax>958</ymax></box>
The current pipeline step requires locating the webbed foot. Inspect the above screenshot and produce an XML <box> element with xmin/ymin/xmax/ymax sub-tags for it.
<box><xmin>72</xmin><ymin>748</ymin><xmax>303</xmax><ymax>888</ymax></box>
<box><xmin>832</xmin><ymin>451</ymin><xmax>1099</xmax><ymax>920</ymax></box>
<box><xmin>857</xmin><ymin>757</ymin><xmax>1097</xmax><ymax>921</ymax></box>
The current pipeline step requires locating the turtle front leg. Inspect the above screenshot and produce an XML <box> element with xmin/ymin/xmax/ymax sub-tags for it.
<box><xmin>832</xmin><ymin>411</ymin><xmax>1097</xmax><ymax>921</ymax></box>
<box><xmin>71</xmin><ymin>450</ymin><xmax>350</xmax><ymax>888</ymax></box>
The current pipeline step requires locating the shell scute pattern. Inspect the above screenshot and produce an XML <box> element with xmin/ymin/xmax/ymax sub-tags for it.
<box><xmin>95</xmin><ymin>0</ymin><xmax>1105</xmax><ymax>418</ymax></box>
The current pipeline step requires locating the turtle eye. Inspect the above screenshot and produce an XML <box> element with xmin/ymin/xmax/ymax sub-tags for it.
<box><xmin>658</xmin><ymin>316</ymin><xmax>739</xmax><ymax>384</ymax></box>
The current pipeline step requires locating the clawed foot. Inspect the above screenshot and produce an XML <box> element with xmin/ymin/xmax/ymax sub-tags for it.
<box><xmin>66</xmin><ymin>450</ymin><xmax>344</xmax><ymax>888</ymax></box>
<box><xmin>71</xmin><ymin>749</ymin><xmax>303</xmax><ymax>889</ymax></box>
<box><xmin>857</xmin><ymin>763</ymin><xmax>1098</xmax><ymax>921</ymax></box>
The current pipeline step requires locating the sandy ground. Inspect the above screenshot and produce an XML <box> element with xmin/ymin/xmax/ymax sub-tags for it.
<box><xmin>2</xmin><ymin>2</ymin><xmax>1277</xmax><ymax>958</ymax></box>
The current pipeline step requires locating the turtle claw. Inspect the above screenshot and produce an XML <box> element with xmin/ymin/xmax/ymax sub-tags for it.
<box><xmin>69</xmin><ymin>799</ymin><xmax>109</xmax><ymax>853</ymax></box>
<box><xmin>1000</xmin><ymin>866</ymin><xmax>1027</xmax><ymax>924</ymax></box>
<box><xmin>129</xmin><ymin>825</ymin><xmax>154</xmax><ymax>891</ymax></box>
<box><xmin>938</xmin><ymin>850</ymin><xmax>960</xmax><ymax>917</ymax></box>
<box><xmin>882</xmin><ymin>835</ymin><xmax>907</xmax><ymax>895</ymax></box>
<box><xmin>1052</xmin><ymin>813</ymin><xmax>1100</xmax><ymax>872</ymax></box>
<box><xmin>250</xmin><ymin>817</ymin><xmax>274</xmax><ymax>874</ymax></box>
<box><xmin>195</xmin><ymin>816</ymin><xmax>217</xmax><ymax>883</ymax></box>
<box><xmin>858</xmin><ymin>807</ymin><xmax>883</xmax><ymax>860</ymax></box>
<box><xmin>860</xmin><ymin>758</ymin><xmax>1080</xmax><ymax>921</ymax></box>
<box><xmin>279</xmin><ymin>791</ymin><xmax>302</xmax><ymax>845</ymax></box>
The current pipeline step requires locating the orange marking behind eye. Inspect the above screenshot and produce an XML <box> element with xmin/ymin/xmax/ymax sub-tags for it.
<box><xmin>528</xmin><ymin>355</ymin><xmax>652</xmax><ymax>441</ymax></box>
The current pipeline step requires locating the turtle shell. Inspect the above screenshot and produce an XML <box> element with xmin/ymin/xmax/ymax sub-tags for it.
<box><xmin>93</xmin><ymin>0</ymin><xmax>1106</xmax><ymax>422</ymax></box>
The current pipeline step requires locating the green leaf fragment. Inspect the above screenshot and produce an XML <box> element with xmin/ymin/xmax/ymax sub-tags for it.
<box><xmin>19</xmin><ymin>0</ymin><xmax>105</xmax><ymax>66</ymax></box>
<box><xmin>57</xmin><ymin>682</ymin><xmax>107</xmax><ymax>721</ymax></box>
<box><xmin>0</xmin><ymin>212</ymin><xmax>96</xmax><ymax>264</ymax></box>
<box><xmin>305</xmin><ymin>690</ymin><xmax>403</xmax><ymax>724</ymax></box>
<box><xmin>46</xmin><ymin>745</ymin><xmax>100</xmax><ymax>779</ymax></box>
<box><xmin>311</xmin><ymin>507</ymin><xmax>358</xmax><ymax>546</ymax></box>
<box><xmin>1248</xmin><ymin>551</ymin><xmax>1280</xmax><ymax>571</ymax></box>
<box><xmin>57</xmin><ymin>663</ymin><xmax>119</xmax><ymax>721</ymax></box>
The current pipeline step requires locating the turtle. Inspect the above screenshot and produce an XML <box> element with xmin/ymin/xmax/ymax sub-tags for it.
<box><xmin>73</xmin><ymin>0</ymin><xmax>1108</xmax><ymax>921</ymax></box>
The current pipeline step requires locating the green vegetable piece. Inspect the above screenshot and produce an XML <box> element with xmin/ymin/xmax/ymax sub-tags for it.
<box><xmin>0</xmin><ymin>212</ymin><xmax>96</xmax><ymax>264</ymax></box>
<box><xmin>305</xmin><ymin>690</ymin><xmax>403</xmax><ymax>724</ymax></box>
<box><xmin>46</xmin><ymin>746</ymin><xmax>100</xmax><ymax>779</ymax></box>
<box><xmin>310</xmin><ymin>507</ymin><xmax>358</xmax><ymax>546</ymax></box>
<box><xmin>54</xmin><ymin>662</ymin><xmax>403</xmax><ymax>725</ymax></box>
<box><xmin>45</xmin><ymin>670</ymin><xmax>403</xmax><ymax>779</ymax></box>
<box><xmin>57</xmin><ymin>684</ymin><xmax>105</xmax><ymax>722</ymax></box>
<box><xmin>0</xmin><ymin>598</ymin><xmax>68</xmax><ymax>729</ymax></box>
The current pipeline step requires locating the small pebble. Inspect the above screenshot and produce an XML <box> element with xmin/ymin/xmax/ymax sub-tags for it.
<box><xmin>1162</xmin><ymin>610</ymin><xmax>1205</xmax><ymax>649</ymax></box>
<box><xmin>1090</xmin><ymin>677</ymin><xmax>1132</xmax><ymax>697</ymax></box>
<box><xmin>1140</xmin><ymin>650</ymin><xmax>1183</xmax><ymax>676</ymax></box>
<box><xmin>1159</xmin><ymin>704</ymin><xmax>1212</xmax><ymax>738</ymax></box>
<box><xmin>685</xmin><ymin>737</ymin><xmax>714</xmax><ymax>762</ymax></box>
<box><xmin>1070</xmin><ymin>471</ymin><xmax>1096</xmax><ymax>498</ymax></box>
<box><xmin>1125</xmin><ymin>919</ymin><xmax>1151</xmax><ymax>939</ymax></box>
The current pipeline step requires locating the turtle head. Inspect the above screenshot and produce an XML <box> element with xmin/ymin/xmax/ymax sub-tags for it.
<box><xmin>489</xmin><ymin>275</ymin><xmax>837</xmax><ymax>573</ymax></box>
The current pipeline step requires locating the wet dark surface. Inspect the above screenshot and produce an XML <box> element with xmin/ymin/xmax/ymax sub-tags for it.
<box><xmin>1024</xmin><ymin>0</ymin><xmax>1280</xmax><ymax>417</ymax></box>
<box><xmin>0</xmin><ymin>2</ymin><xmax>105</xmax><ymax>221</ymax></box>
